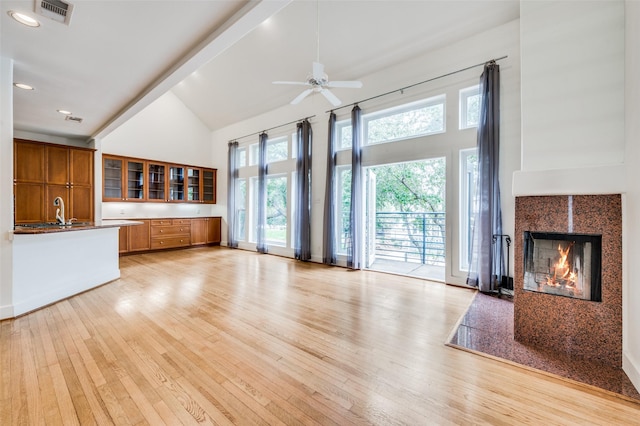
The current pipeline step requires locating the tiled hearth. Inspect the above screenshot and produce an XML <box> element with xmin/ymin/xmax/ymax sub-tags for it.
<box><xmin>448</xmin><ymin>194</ymin><xmax>639</xmax><ymax>399</ymax></box>
<box><xmin>514</xmin><ymin>194</ymin><xmax>621</xmax><ymax>365</ymax></box>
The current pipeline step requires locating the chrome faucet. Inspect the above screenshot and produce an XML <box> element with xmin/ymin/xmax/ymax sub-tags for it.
<box><xmin>53</xmin><ymin>196</ymin><xmax>65</xmax><ymax>225</ymax></box>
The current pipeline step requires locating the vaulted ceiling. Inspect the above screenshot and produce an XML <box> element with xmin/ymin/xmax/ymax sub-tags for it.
<box><xmin>1</xmin><ymin>0</ymin><xmax>519</xmax><ymax>141</ymax></box>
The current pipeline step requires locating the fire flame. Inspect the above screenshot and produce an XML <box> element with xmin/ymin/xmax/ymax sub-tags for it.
<box><xmin>546</xmin><ymin>243</ymin><xmax>576</xmax><ymax>287</ymax></box>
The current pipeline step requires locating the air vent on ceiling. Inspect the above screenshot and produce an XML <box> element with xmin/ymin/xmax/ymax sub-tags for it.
<box><xmin>65</xmin><ymin>115</ymin><xmax>82</xmax><ymax>123</ymax></box>
<box><xmin>35</xmin><ymin>0</ymin><xmax>74</xmax><ymax>26</ymax></box>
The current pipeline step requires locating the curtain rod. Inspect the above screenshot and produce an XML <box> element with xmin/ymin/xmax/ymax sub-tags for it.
<box><xmin>229</xmin><ymin>115</ymin><xmax>316</xmax><ymax>143</ymax></box>
<box><xmin>326</xmin><ymin>55</ymin><xmax>508</xmax><ymax>114</ymax></box>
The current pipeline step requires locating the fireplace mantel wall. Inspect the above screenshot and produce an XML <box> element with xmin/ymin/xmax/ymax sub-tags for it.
<box><xmin>514</xmin><ymin>194</ymin><xmax>622</xmax><ymax>365</ymax></box>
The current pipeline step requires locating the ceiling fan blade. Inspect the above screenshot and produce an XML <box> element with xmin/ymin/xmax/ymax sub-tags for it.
<box><xmin>326</xmin><ymin>80</ymin><xmax>363</xmax><ymax>89</ymax></box>
<box><xmin>312</xmin><ymin>62</ymin><xmax>325</xmax><ymax>80</ymax></box>
<box><xmin>273</xmin><ymin>81</ymin><xmax>310</xmax><ymax>86</ymax></box>
<box><xmin>320</xmin><ymin>88</ymin><xmax>342</xmax><ymax>107</ymax></box>
<box><xmin>291</xmin><ymin>88</ymin><xmax>314</xmax><ymax>105</ymax></box>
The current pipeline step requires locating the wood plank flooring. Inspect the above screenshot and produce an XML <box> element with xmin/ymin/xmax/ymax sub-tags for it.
<box><xmin>2</xmin><ymin>246</ymin><xmax>639</xmax><ymax>425</ymax></box>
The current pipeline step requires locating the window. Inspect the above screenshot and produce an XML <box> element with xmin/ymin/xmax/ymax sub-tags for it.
<box><xmin>336</xmin><ymin>120</ymin><xmax>353</xmax><ymax>150</ymax></box>
<box><xmin>236</xmin><ymin>178</ymin><xmax>246</xmax><ymax>241</ymax></box>
<box><xmin>267</xmin><ymin>136</ymin><xmax>288</xmax><ymax>163</ymax></box>
<box><xmin>460</xmin><ymin>85</ymin><xmax>480</xmax><ymax>129</ymax></box>
<box><xmin>266</xmin><ymin>175</ymin><xmax>288</xmax><ymax>246</ymax></box>
<box><xmin>459</xmin><ymin>148</ymin><xmax>478</xmax><ymax>271</ymax></box>
<box><xmin>237</xmin><ymin>147</ymin><xmax>247</xmax><ymax>168</ymax></box>
<box><xmin>336</xmin><ymin>166</ymin><xmax>352</xmax><ymax>255</ymax></box>
<box><xmin>364</xmin><ymin>95</ymin><xmax>445</xmax><ymax>145</ymax></box>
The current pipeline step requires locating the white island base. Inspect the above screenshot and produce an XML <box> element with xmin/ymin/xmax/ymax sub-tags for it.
<box><xmin>11</xmin><ymin>227</ymin><xmax>120</xmax><ymax>317</ymax></box>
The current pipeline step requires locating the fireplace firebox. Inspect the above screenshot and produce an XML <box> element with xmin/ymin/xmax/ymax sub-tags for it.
<box><xmin>523</xmin><ymin>232</ymin><xmax>601</xmax><ymax>302</ymax></box>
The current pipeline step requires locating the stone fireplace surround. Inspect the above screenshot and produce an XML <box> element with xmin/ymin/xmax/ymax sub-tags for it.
<box><xmin>514</xmin><ymin>194</ymin><xmax>622</xmax><ymax>366</ymax></box>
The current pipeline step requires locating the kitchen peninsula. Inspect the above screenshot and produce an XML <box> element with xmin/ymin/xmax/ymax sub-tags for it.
<box><xmin>11</xmin><ymin>220</ymin><xmax>141</xmax><ymax>317</ymax></box>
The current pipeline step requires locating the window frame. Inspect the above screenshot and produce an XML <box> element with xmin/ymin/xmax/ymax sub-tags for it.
<box><xmin>459</xmin><ymin>85</ymin><xmax>480</xmax><ymax>130</ymax></box>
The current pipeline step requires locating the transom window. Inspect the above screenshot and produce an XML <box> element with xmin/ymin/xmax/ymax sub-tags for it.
<box><xmin>336</xmin><ymin>95</ymin><xmax>446</xmax><ymax>150</ymax></box>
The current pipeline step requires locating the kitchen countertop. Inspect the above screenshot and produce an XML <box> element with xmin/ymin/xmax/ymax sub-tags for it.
<box><xmin>13</xmin><ymin>219</ymin><xmax>143</xmax><ymax>235</ymax></box>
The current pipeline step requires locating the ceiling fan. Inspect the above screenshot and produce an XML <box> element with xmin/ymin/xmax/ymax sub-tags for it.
<box><xmin>273</xmin><ymin>62</ymin><xmax>362</xmax><ymax>107</ymax></box>
<box><xmin>272</xmin><ymin>2</ymin><xmax>362</xmax><ymax>107</ymax></box>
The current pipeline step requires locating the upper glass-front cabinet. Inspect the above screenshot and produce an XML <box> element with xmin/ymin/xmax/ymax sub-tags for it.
<box><xmin>102</xmin><ymin>154</ymin><xmax>216</xmax><ymax>203</ymax></box>
<box><xmin>203</xmin><ymin>169</ymin><xmax>216</xmax><ymax>203</ymax></box>
<box><xmin>187</xmin><ymin>168</ymin><xmax>200</xmax><ymax>201</ymax></box>
<box><xmin>148</xmin><ymin>163</ymin><xmax>166</xmax><ymax>201</ymax></box>
<box><xmin>169</xmin><ymin>166</ymin><xmax>185</xmax><ymax>201</ymax></box>
<box><xmin>127</xmin><ymin>160</ymin><xmax>145</xmax><ymax>200</ymax></box>
<box><xmin>103</xmin><ymin>157</ymin><xmax>123</xmax><ymax>200</ymax></box>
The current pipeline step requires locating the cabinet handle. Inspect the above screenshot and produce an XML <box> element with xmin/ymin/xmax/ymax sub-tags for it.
<box><xmin>160</xmin><ymin>230</ymin><xmax>163</xmax><ymax>233</ymax></box>
<box><xmin>160</xmin><ymin>241</ymin><xmax>164</xmax><ymax>244</ymax></box>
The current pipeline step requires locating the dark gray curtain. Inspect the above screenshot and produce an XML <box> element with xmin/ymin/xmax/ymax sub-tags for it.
<box><xmin>256</xmin><ymin>132</ymin><xmax>268</xmax><ymax>254</ymax></box>
<box><xmin>294</xmin><ymin>119</ymin><xmax>312</xmax><ymax>261</ymax></box>
<box><xmin>467</xmin><ymin>61</ymin><xmax>502</xmax><ymax>292</ymax></box>
<box><xmin>323</xmin><ymin>113</ymin><xmax>337</xmax><ymax>265</ymax></box>
<box><xmin>227</xmin><ymin>141</ymin><xmax>239</xmax><ymax>248</ymax></box>
<box><xmin>348</xmin><ymin>105</ymin><xmax>363</xmax><ymax>269</ymax></box>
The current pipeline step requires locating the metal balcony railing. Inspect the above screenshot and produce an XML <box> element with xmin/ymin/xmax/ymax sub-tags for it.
<box><xmin>373</xmin><ymin>211</ymin><xmax>445</xmax><ymax>266</ymax></box>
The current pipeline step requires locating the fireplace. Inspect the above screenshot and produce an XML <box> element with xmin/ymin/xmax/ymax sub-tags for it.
<box><xmin>514</xmin><ymin>195</ymin><xmax>621</xmax><ymax>365</ymax></box>
<box><xmin>523</xmin><ymin>232</ymin><xmax>601</xmax><ymax>302</ymax></box>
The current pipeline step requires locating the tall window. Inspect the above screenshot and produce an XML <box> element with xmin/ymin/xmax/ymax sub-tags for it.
<box><xmin>236</xmin><ymin>178</ymin><xmax>246</xmax><ymax>241</ymax></box>
<box><xmin>459</xmin><ymin>148</ymin><xmax>478</xmax><ymax>271</ymax></box>
<box><xmin>460</xmin><ymin>85</ymin><xmax>480</xmax><ymax>129</ymax></box>
<box><xmin>336</xmin><ymin>166</ymin><xmax>352</xmax><ymax>255</ymax></box>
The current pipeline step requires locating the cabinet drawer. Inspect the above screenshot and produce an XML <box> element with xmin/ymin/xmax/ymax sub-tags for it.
<box><xmin>150</xmin><ymin>224</ymin><xmax>190</xmax><ymax>237</ymax></box>
<box><xmin>150</xmin><ymin>236</ymin><xmax>191</xmax><ymax>249</ymax></box>
<box><xmin>150</xmin><ymin>219</ymin><xmax>172</xmax><ymax>226</ymax></box>
<box><xmin>172</xmin><ymin>218</ymin><xmax>190</xmax><ymax>225</ymax></box>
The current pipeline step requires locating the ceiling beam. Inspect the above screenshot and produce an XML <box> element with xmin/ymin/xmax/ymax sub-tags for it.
<box><xmin>91</xmin><ymin>0</ymin><xmax>292</xmax><ymax>141</ymax></box>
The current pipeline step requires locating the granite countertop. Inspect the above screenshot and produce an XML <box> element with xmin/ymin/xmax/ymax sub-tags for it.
<box><xmin>13</xmin><ymin>219</ymin><xmax>143</xmax><ymax>235</ymax></box>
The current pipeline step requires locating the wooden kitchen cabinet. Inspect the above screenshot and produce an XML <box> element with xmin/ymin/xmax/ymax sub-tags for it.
<box><xmin>102</xmin><ymin>154</ymin><xmax>216</xmax><ymax>204</ymax></box>
<box><xmin>128</xmin><ymin>220</ymin><xmax>151</xmax><ymax>252</ymax></box>
<box><xmin>150</xmin><ymin>219</ymin><xmax>191</xmax><ymax>249</ymax></box>
<box><xmin>148</xmin><ymin>163</ymin><xmax>166</xmax><ymax>201</ymax></box>
<box><xmin>119</xmin><ymin>217</ymin><xmax>220</xmax><ymax>254</ymax></box>
<box><xmin>118</xmin><ymin>226</ymin><xmax>129</xmax><ymax>253</ymax></box>
<box><xmin>14</xmin><ymin>141</ymin><xmax>44</xmax><ymax>183</ymax></box>
<box><xmin>207</xmin><ymin>217</ymin><xmax>221</xmax><ymax>244</ymax></box>
<box><xmin>103</xmin><ymin>156</ymin><xmax>124</xmax><ymax>201</ymax></box>
<box><xmin>191</xmin><ymin>218</ymin><xmax>207</xmax><ymax>245</ymax></box>
<box><xmin>14</xmin><ymin>139</ymin><xmax>94</xmax><ymax>224</ymax></box>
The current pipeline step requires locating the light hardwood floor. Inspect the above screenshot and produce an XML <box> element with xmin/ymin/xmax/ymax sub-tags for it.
<box><xmin>2</xmin><ymin>246</ymin><xmax>639</xmax><ymax>425</ymax></box>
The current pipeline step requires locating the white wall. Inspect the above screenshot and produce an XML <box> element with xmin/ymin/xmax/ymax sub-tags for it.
<box><xmin>514</xmin><ymin>0</ymin><xmax>625</xmax><ymax>195</ymax></box>
<box><xmin>624</xmin><ymin>0</ymin><xmax>640</xmax><ymax>394</ymax></box>
<box><xmin>101</xmin><ymin>90</ymin><xmax>224</xmax><ymax>219</ymax></box>
<box><xmin>212</xmin><ymin>20</ymin><xmax>521</xmax><ymax>285</ymax></box>
<box><xmin>0</xmin><ymin>57</ymin><xmax>14</xmax><ymax>318</ymax></box>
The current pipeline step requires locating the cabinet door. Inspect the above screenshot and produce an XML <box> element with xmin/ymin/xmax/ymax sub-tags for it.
<box><xmin>202</xmin><ymin>169</ymin><xmax>216</xmax><ymax>203</ymax></box>
<box><xmin>187</xmin><ymin>168</ymin><xmax>200</xmax><ymax>202</ymax></box>
<box><xmin>126</xmin><ymin>160</ymin><xmax>145</xmax><ymax>200</ymax></box>
<box><xmin>46</xmin><ymin>185</ymin><xmax>70</xmax><ymax>223</ymax></box>
<box><xmin>148</xmin><ymin>163</ymin><xmax>166</xmax><ymax>201</ymax></box>
<box><xmin>191</xmin><ymin>218</ymin><xmax>207</xmax><ymax>245</ymax></box>
<box><xmin>14</xmin><ymin>183</ymin><xmax>45</xmax><ymax>223</ymax></box>
<box><xmin>103</xmin><ymin>156</ymin><xmax>124</xmax><ymax>200</ymax></box>
<box><xmin>129</xmin><ymin>220</ymin><xmax>151</xmax><ymax>251</ymax></box>
<box><xmin>46</xmin><ymin>145</ymin><xmax>69</xmax><ymax>186</ymax></box>
<box><xmin>14</xmin><ymin>141</ymin><xmax>44</xmax><ymax>183</ymax></box>
<box><xmin>207</xmin><ymin>217</ymin><xmax>221</xmax><ymax>243</ymax></box>
<box><xmin>169</xmin><ymin>166</ymin><xmax>185</xmax><ymax>201</ymax></box>
<box><xmin>70</xmin><ymin>185</ymin><xmax>93</xmax><ymax>222</ymax></box>
<box><xmin>70</xmin><ymin>149</ymin><xmax>93</xmax><ymax>187</ymax></box>
<box><xmin>118</xmin><ymin>226</ymin><xmax>129</xmax><ymax>253</ymax></box>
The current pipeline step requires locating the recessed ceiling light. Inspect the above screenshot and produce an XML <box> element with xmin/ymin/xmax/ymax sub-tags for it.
<box><xmin>13</xmin><ymin>83</ymin><xmax>34</xmax><ymax>90</ymax></box>
<box><xmin>57</xmin><ymin>109</ymin><xmax>72</xmax><ymax>115</ymax></box>
<box><xmin>8</xmin><ymin>11</ymin><xmax>40</xmax><ymax>28</ymax></box>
